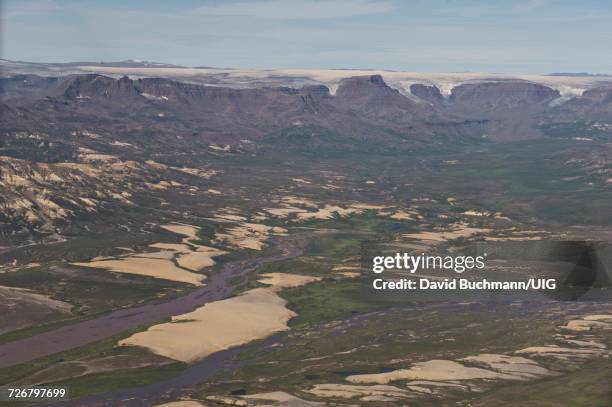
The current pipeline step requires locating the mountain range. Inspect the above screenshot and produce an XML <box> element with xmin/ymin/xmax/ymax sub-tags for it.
<box><xmin>1</xmin><ymin>60</ymin><xmax>612</xmax><ymax>241</ymax></box>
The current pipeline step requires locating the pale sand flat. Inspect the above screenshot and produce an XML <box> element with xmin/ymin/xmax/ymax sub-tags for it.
<box><xmin>214</xmin><ymin>223</ymin><xmax>287</xmax><ymax>250</ymax></box>
<box><xmin>390</xmin><ymin>210</ymin><xmax>417</xmax><ymax>220</ymax></box>
<box><xmin>265</xmin><ymin>206</ymin><xmax>307</xmax><ymax>218</ymax></box>
<box><xmin>72</xmin><ymin>223</ymin><xmax>228</xmax><ymax>284</ymax></box>
<box><xmin>484</xmin><ymin>236</ymin><xmax>543</xmax><ymax>241</ymax></box>
<box><xmin>563</xmin><ymin>339</ymin><xmax>606</xmax><ymax>349</ymax></box>
<box><xmin>515</xmin><ymin>345</ymin><xmax>605</xmax><ymax>355</ymax></box>
<box><xmin>307</xmin><ymin>383</ymin><xmax>413</xmax><ymax>399</ymax></box>
<box><xmin>119</xmin><ymin>273</ymin><xmax>317</xmax><ymax>363</ymax></box>
<box><xmin>292</xmin><ymin>178</ymin><xmax>311</xmax><ymax>184</ymax></box>
<box><xmin>335</xmin><ymin>271</ymin><xmax>360</xmax><ymax>278</ymax></box>
<box><xmin>346</xmin><ymin>360</ymin><xmax>520</xmax><ymax>384</ymax></box>
<box><xmin>350</xmin><ymin>203</ymin><xmax>389</xmax><ymax>210</ymax></box>
<box><xmin>160</xmin><ymin>224</ymin><xmax>200</xmax><ymax>241</ymax></box>
<box><xmin>120</xmin><ymin>288</ymin><xmax>294</xmax><ymax>362</ymax></box>
<box><xmin>582</xmin><ymin>314</ymin><xmax>612</xmax><ymax>321</ymax></box>
<box><xmin>332</xmin><ymin>265</ymin><xmax>360</xmax><ymax>271</ymax></box>
<box><xmin>149</xmin><ymin>243</ymin><xmax>192</xmax><ymax>253</ymax></box>
<box><xmin>243</xmin><ymin>391</ymin><xmax>325</xmax><ymax>406</ymax></box>
<box><xmin>407</xmin><ymin>380</ymin><xmax>468</xmax><ymax>389</ymax></box>
<box><xmin>461</xmin><ymin>354</ymin><xmax>550</xmax><ymax>378</ymax></box>
<box><xmin>214</xmin><ymin>214</ymin><xmax>247</xmax><ymax>222</ymax></box>
<box><xmin>562</xmin><ymin>319</ymin><xmax>612</xmax><ymax>331</ymax></box>
<box><xmin>133</xmin><ymin>250</ymin><xmax>178</xmax><ymax>260</ymax></box>
<box><xmin>154</xmin><ymin>401</ymin><xmax>206</xmax><ymax>407</ymax></box>
<box><xmin>403</xmin><ymin>224</ymin><xmax>491</xmax><ymax>242</ymax></box>
<box><xmin>296</xmin><ymin>205</ymin><xmax>361</xmax><ymax>221</ymax></box>
<box><xmin>258</xmin><ymin>273</ymin><xmax>321</xmax><ymax>288</ymax></box>
<box><xmin>280</xmin><ymin>196</ymin><xmax>318</xmax><ymax>208</ymax></box>
<box><xmin>72</xmin><ymin>257</ymin><xmax>204</xmax><ymax>286</ymax></box>
<box><xmin>176</xmin><ymin>247</ymin><xmax>228</xmax><ymax>272</ymax></box>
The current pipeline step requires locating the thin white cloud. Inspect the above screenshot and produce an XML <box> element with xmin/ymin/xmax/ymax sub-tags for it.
<box><xmin>3</xmin><ymin>0</ymin><xmax>62</xmax><ymax>18</ymax></box>
<box><xmin>435</xmin><ymin>0</ymin><xmax>550</xmax><ymax>17</ymax></box>
<box><xmin>194</xmin><ymin>0</ymin><xmax>394</xmax><ymax>19</ymax></box>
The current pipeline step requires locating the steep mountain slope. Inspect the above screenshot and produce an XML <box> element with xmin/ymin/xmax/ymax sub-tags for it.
<box><xmin>0</xmin><ymin>75</ymin><xmax>64</xmax><ymax>106</ymax></box>
<box><xmin>548</xmin><ymin>85</ymin><xmax>612</xmax><ymax>120</ymax></box>
<box><xmin>2</xmin><ymin>72</ymin><xmax>612</xmax><ymax>240</ymax></box>
<box><xmin>449</xmin><ymin>82</ymin><xmax>560</xmax><ymax>116</ymax></box>
<box><xmin>2</xmin><ymin>73</ymin><xmax>487</xmax><ymax>148</ymax></box>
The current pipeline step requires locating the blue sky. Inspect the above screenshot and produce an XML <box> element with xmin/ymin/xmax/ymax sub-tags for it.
<box><xmin>2</xmin><ymin>0</ymin><xmax>611</xmax><ymax>73</ymax></box>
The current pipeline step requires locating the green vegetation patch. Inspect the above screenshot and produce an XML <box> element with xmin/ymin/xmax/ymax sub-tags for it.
<box><xmin>280</xmin><ymin>279</ymin><xmax>388</xmax><ymax>327</ymax></box>
<box><xmin>473</xmin><ymin>359</ymin><xmax>612</xmax><ymax>406</ymax></box>
<box><xmin>56</xmin><ymin>362</ymin><xmax>185</xmax><ymax>399</ymax></box>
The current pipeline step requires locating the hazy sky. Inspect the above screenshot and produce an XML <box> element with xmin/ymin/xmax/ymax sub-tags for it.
<box><xmin>2</xmin><ymin>0</ymin><xmax>611</xmax><ymax>73</ymax></box>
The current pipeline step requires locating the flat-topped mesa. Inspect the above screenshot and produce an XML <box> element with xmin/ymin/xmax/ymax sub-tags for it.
<box><xmin>60</xmin><ymin>74</ymin><xmax>142</xmax><ymax>101</ymax></box>
<box><xmin>542</xmin><ymin>84</ymin><xmax>612</xmax><ymax>121</ymax></box>
<box><xmin>410</xmin><ymin>84</ymin><xmax>444</xmax><ymax>104</ymax></box>
<box><xmin>300</xmin><ymin>84</ymin><xmax>332</xmax><ymax>98</ymax></box>
<box><xmin>135</xmin><ymin>77</ymin><xmax>247</xmax><ymax>104</ymax></box>
<box><xmin>49</xmin><ymin>74</ymin><xmax>336</xmax><ymax>127</ymax></box>
<box><xmin>581</xmin><ymin>85</ymin><xmax>612</xmax><ymax>102</ymax></box>
<box><xmin>333</xmin><ymin>74</ymin><xmax>431</xmax><ymax>119</ymax></box>
<box><xmin>449</xmin><ymin>81</ymin><xmax>561</xmax><ymax>113</ymax></box>
<box><xmin>58</xmin><ymin>74</ymin><xmax>248</xmax><ymax>107</ymax></box>
<box><xmin>335</xmin><ymin>74</ymin><xmax>399</xmax><ymax>98</ymax></box>
<box><xmin>0</xmin><ymin>74</ymin><xmax>63</xmax><ymax>106</ymax></box>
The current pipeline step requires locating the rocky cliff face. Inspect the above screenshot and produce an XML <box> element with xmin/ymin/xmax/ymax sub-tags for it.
<box><xmin>3</xmin><ymin>72</ymin><xmax>612</xmax><ymax>146</ymax></box>
<box><xmin>59</xmin><ymin>74</ymin><xmax>142</xmax><ymax>102</ymax></box>
<box><xmin>548</xmin><ymin>85</ymin><xmax>612</xmax><ymax>121</ymax></box>
<box><xmin>410</xmin><ymin>84</ymin><xmax>444</xmax><ymax>105</ymax></box>
<box><xmin>1</xmin><ymin>71</ymin><xmax>612</xmax><ymax>239</ymax></box>
<box><xmin>0</xmin><ymin>75</ymin><xmax>63</xmax><ymax>106</ymax></box>
<box><xmin>335</xmin><ymin>75</ymin><xmax>428</xmax><ymax>116</ymax></box>
<box><xmin>449</xmin><ymin>82</ymin><xmax>560</xmax><ymax>115</ymax></box>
